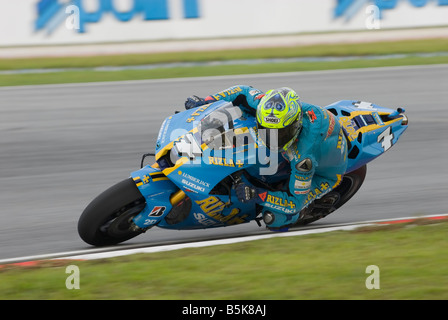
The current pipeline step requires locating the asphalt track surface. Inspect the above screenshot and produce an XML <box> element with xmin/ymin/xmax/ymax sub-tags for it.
<box><xmin>1</xmin><ymin>65</ymin><xmax>447</xmax><ymax>261</ymax></box>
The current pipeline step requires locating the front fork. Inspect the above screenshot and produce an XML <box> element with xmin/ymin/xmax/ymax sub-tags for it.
<box><xmin>130</xmin><ymin>165</ymin><xmax>185</xmax><ymax>230</ymax></box>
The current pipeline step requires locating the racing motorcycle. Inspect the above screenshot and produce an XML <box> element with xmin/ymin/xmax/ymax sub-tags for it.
<box><xmin>78</xmin><ymin>99</ymin><xmax>408</xmax><ymax>246</ymax></box>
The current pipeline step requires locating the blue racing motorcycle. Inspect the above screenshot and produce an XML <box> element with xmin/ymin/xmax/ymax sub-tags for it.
<box><xmin>78</xmin><ymin>99</ymin><xmax>408</xmax><ymax>246</ymax></box>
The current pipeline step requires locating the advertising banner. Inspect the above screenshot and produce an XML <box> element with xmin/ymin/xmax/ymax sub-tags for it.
<box><xmin>1</xmin><ymin>0</ymin><xmax>447</xmax><ymax>46</ymax></box>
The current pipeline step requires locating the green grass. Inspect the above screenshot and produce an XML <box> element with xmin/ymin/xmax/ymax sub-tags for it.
<box><xmin>1</xmin><ymin>220</ymin><xmax>447</xmax><ymax>300</ymax></box>
<box><xmin>1</xmin><ymin>55</ymin><xmax>448</xmax><ymax>87</ymax></box>
<box><xmin>0</xmin><ymin>38</ymin><xmax>447</xmax><ymax>86</ymax></box>
<box><xmin>1</xmin><ymin>38</ymin><xmax>447</xmax><ymax>71</ymax></box>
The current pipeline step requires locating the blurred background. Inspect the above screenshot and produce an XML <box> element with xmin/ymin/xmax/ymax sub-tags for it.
<box><xmin>1</xmin><ymin>0</ymin><xmax>448</xmax><ymax>55</ymax></box>
<box><xmin>0</xmin><ymin>0</ymin><xmax>447</xmax><ymax>299</ymax></box>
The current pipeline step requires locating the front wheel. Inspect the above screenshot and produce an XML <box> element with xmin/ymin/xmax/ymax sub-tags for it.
<box><xmin>78</xmin><ymin>178</ymin><xmax>146</xmax><ymax>246</ymax></box>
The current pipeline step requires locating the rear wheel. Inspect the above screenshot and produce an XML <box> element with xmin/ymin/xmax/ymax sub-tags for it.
<box><xmin>78</xmin><ymin>178</ymin><xmax>146</xmax><ymax>246</ymax></box>
<box><xmin>293</xmin><ymin>165</ymin><xmax>367</xmax><ymax>227</ymax></box>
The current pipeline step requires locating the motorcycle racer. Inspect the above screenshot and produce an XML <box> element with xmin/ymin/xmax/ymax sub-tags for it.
<box><xmin>185</xmin><ymin>85</ymin><xmax>348</xmax><ymax>230</ymax></box>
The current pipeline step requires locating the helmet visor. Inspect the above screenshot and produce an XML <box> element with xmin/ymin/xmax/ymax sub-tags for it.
<box><xmin>258</xmin><ymin>119</ymin><xmax>301</xmax><ymax>151</ymax></box>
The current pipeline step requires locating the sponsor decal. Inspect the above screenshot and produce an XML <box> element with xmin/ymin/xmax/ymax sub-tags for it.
<box><xmin>195</xmin><ymin>196</ymin><xmax>248</xmax><ymax>225</ymax></box>
<box><xmin>208</xmin><ymin>156</ymin><xmax>244</xmax><ymax>168</ymax></box>
<box><xmin>259</xmin><ymin>193</ymin><xmax>297</xmax><ymax>214</ymax></box>
<box><xmin>294</xmin><ymin>174</ymin><xmax>310</xmax><ymax>181</ymax></box>
<box><xmin>149</xmin><ymin>206</ymin><xmax>166</xmax><ymax>217</ymax></box>
<box><xmin>293</xmin><ymin>173</ymin><xmax>312</xmax><ymax>195</ymax></box>
<box><xmin>181</xmin><ymin>179</ymin><xmax>205</xmax><ymax>192</ymax></box>
<box><xmin>294</xmin><ymin>179</ymin><xmax>311</xmax><ymax>190</ymax></box>
<box><xmin>193</xmin><ymin>212</ymin><xmax>218</xmax><ymax>227</ymax></box>
<box><xmin>35</xmin><ymin>0</ymin><xmax>200</xmax><ymax>34</ymax></box>
<box><xmin>196</xmin><ymin>196</ymin><xmax>226</xmax><ymax>216</ymax></box>
<box><xmin>264</xmin><ymin>115</ymin><xmax>280</xmax><ymax>124</ymax></box>
<box><xmin>336</xmin><ymin>129</ymin><xmax>345</xmax><ymax>151</ymax></box>
<box><xmin>179</xmin><ymin>171</ymin><xmax>210</xmax><ymax>192</ymax></box>
<box><xmin>325</xmin><ymin>111</ymin><xmax>336</xmax><ymax>139</ymax></box>
<box><xmin>157</xmin><ymin>116</ymin><xmax>171</xmax><ymax>146</ymax></box>
<box><xmin>186</xmin><ymin>104</ymin><xmax>210</xmax><ymax>123</ymax></box>
<box><xmin>181</xmin><ymin>172</ymin><xmax>210</xmax><ymax>188</ymax></box>
<box><xmin>249</xmin><ymin>89</ymin><xmax>262</xmax><ymax>96</ymax></box>
<box><xmin>211</xmin><ymin>86</ymin><xmax>243</xmax><ymax>100</ymax></box>
<box><xmin>377</xmin><ymin>126</ymin><xmax>394</xmax><ymax>152</ymax></box>
<box><xmin>304</xmin><ymin>182</ymin><xmax>331</xmax><ymax>206</ymax></box>
<box><xmin>258</xmin><ymin>191</ymin><xmax>297</xmax><ymax>214</ymax></box>
<box><xmin>372</xmin><ymin>112</ymin><xmax>384</xmax><ymax>125</ymax></box>
<box><xmin>264</xmin><ymin>202</ymin><xmax>296</xmax><ymax>214</ymax></box>
<box><xmin>265</xmin><ymin>195</ymin><xmax>296</xmax><ymax>210</ymax></box>
<box><xmin>283</xmin><ymin>144</ymin><xmax>300</xmax><ymax>163</ymax></box>
<box><xmin>307</xmin><ymin>110</ymin><xmax>317</xmax><ymax>123</ymax></box>
<box><xmin>143</xmin><ymin>218</ymin><xmax>159</xmax><ymax>226</ymax></box>
<box><xmin>340</xmin><ymin>117</ymin><xmax>358</xmax><ymax>142</ymax></box>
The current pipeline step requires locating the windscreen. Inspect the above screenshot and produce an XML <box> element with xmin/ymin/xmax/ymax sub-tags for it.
<box><xmin>199</xmin><ymin>103</ymin><xmax>244</xmax><ymax>150</ymax></box>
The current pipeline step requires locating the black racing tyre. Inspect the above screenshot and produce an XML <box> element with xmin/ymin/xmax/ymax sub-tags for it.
<box><xmin>78</xmin><ymin>178</ymin><xmax>146</xmax><ymax>246</ymax></box>
<box><xmin>293</xmin><ymin>165</ymin><xmax>367</xmax><ymax>227</ymax></box>
<box><xmin>333</xmin><ymin>164</ymin><xmax>367</xmax><ymax>210</ymax></box>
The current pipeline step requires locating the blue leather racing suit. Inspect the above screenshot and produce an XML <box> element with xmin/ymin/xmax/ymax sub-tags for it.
<box><xmin>202</xmin><ymin>85</ymin><xmax>348</xmax><ymax>229</ymax></box>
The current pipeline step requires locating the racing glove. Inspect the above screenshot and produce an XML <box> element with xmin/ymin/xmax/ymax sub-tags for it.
<box><xmin>185</xmin><ymin>95</ymin><xmax>206</xmax><ymax>110</ymax></box>
<box><xmin>235</xmin><ymin>183</ymin><xmax>262</xmax><ymax>204</ymax></box>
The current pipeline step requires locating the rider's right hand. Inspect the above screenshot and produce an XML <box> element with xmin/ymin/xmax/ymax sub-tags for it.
<box><xmin>185</xmin><ymin>95</ymin><xmax>206</xmax><ymax>110</ymax></box>
<box><xmin>235</xmin><ymin>183</ymin><xmax>262</xmax><ymax>204</ymax></box>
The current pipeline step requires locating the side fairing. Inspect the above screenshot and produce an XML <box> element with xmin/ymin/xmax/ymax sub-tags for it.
<box><xmin>130</xmin><ymin>165</ymin><xmax>178</xmax><ymax>228</ymax></box>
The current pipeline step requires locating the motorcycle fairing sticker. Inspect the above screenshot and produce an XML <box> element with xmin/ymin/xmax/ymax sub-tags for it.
<box><xmin>194</xmin><ymin>196</ymin><xmax>250</xmax><ymax>226</ymax></box>
<box><xmin>340</xmin><ymin>110</ymin><xmax>401</xmax><ymax>142</ymax></box>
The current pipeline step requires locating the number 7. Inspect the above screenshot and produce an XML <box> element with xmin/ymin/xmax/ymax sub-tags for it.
<box><xmin>377</xmin><ymin>126</ymin><xmax>394</xmax><ymax>151</ymax></box>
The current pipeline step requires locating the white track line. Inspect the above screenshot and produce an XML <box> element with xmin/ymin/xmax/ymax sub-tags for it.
<box><xmin>54</xmin><ymin>224</ymin><xmax>367</xmax><ymax>261</ymax></box>
<box><xmin>57</xmin><ymin>213</ymin><xmax>448</xmax><ymax>261</ymax></box>
<box><xmin>1</xmin><ymin>214</ymin><xmax>447</xmax><ymax>265</ymax></box>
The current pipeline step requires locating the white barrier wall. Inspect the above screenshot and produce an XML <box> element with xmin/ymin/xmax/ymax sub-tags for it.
<box><xmin>1</xmin><ymin>0</ymin><xmax>448</xmax><ymax>46</ymax></box>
